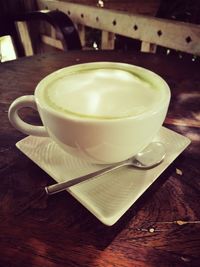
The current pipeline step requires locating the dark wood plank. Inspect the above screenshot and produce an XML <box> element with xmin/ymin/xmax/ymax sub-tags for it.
<box><xmin>0</xmin><ymin>50</ymin><xmax>200</xmax><ymax>267</ymax></box>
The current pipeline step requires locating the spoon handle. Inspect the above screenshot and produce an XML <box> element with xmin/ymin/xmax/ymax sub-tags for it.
<box><xmin>45</xmin><ymin>161</ymin><xmax>128</xmax><ymax>195</ymax></box>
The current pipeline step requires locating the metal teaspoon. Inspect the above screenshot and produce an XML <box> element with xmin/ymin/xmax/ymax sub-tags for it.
<box><xmin>45</xmin><ymin>142</ymin><xmax>166</xmax><ymax>195</ymax></box>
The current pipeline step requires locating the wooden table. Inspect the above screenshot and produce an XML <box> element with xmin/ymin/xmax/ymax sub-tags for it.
<box><xmin>0</xmin><ymin>50</ymin><xmax>200</xmax><ymax>267</ymax></box>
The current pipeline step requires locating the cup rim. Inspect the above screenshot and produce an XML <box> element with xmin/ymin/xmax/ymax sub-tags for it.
<box><xmin>35</xmin><ymin>62</ymin><xmax>171</xmax><ymax>122</ymax></box>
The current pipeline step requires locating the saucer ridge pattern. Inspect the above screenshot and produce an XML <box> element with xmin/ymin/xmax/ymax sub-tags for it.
<box><xmin>16</xmin><ymin>127</ymin><xmax>190</xmax><ymax>225</ymax></box>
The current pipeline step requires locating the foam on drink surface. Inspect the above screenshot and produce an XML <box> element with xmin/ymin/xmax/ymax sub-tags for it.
<box><xmin>45</xmin><ymin>68</ymin><xmax>159</xmax><ymax>119</ymax></box>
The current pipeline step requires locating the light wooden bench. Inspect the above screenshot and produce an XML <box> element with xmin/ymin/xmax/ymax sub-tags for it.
<box><xmin>36</xmin><ymin>0</ymin><xmax>200</xmax><ymax>55</ymax></box>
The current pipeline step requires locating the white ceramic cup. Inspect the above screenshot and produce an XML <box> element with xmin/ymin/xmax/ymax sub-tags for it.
<box><xmin>8</xmin><ymin>62</ymin><xmax>170</xmax><ymax>164</ymax></box>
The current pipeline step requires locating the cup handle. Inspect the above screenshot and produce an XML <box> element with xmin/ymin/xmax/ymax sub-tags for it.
<box><xmin>8</xmin><ymin>95</ymin><xmax>49</xmax><ymax>137</ymax></box>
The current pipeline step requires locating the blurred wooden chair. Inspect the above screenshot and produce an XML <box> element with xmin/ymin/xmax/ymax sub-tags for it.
<box><xmin>0</xmin><ymin>9</ymin><xmax>82</xmax><ymax>61</ymax></box>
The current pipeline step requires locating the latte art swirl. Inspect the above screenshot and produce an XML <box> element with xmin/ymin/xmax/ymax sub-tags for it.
<box><xmin>43</xmin><ymin>68</ymin><xmax>162</xmax><ymax>119</ymax></box>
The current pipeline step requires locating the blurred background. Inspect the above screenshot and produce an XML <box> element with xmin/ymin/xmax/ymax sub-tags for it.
<box><xmin>1</xmin><ymin>0</ymin><xmax>200</xmax><ymax>62</ymax></box>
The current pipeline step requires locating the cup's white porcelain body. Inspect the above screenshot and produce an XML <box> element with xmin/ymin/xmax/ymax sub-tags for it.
<box><xmin>8</xmin><ymin>62</ymin><xmax>170</xmax><ymax>164</ymax></box>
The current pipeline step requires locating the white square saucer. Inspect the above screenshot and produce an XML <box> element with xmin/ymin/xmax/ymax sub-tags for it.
<box><xmin>16</xmin><ymin>127</ymin><xmax>190</xmax><ymax>226</ymax></box>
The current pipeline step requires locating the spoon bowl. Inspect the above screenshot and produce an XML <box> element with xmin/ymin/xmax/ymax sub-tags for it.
<box><xmin>130</xmin><ymin>142</ymin><xmax>166</xmax><ymax>168</ymax></box>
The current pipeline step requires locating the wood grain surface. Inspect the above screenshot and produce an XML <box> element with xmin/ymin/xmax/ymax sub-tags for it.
<box><xmin>0</xmin><ymin>50</ymin><xmax>200</xmax><ymax>267</ymax></box>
